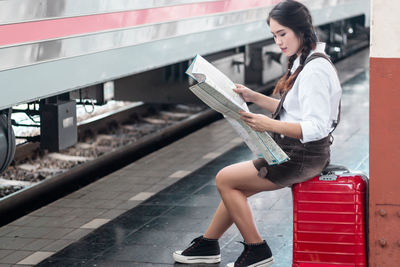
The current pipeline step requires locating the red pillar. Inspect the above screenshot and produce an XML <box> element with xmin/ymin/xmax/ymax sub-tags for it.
<box><xmin>369</xmin><ymin>1</ymin><xmax>400</xmax><ymax>266</ymax></box>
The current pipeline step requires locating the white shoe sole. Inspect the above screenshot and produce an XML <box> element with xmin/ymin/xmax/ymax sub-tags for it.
<box><xmin>173</xmin><ymin>250</ymin><xmax>221</xmax><ymax>264</ymax></box>
<box><xmin>226</xmin><ymin>256</ymin><xmax>274</xmax><ymax>267</ymax></box>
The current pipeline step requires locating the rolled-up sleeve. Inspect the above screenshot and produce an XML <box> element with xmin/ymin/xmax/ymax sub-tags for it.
<box><xmin>298</xmin><ymin>68</ymin><xmax>331</xmax><ymax>143</ymax></box>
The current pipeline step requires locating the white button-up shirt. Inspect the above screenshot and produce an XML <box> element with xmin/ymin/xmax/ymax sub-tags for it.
<box><xmin>279</xmin><ymin>42</ymin><xmax>342</xmax><ymax>143</ymax></box>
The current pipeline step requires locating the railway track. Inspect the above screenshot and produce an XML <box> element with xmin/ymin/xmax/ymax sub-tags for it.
<box><xmin>0</xmin><ymin>102</ymin><xmax>221</xmax><ymax>224</ymax></box>
<box><xmin>7</xmin><ymin>102</ymin><xmax>206</xmax><ymax>190</ymax></box>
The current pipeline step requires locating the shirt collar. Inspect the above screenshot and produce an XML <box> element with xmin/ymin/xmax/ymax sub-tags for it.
<box><xmin>313</xmin><ymin>42</ymin><xmax>326</xmax><ymax>53</ymax></box>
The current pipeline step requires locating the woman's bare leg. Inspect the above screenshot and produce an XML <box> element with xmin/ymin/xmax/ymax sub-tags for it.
<box><xmin>204</xmin><ymin>160</ymin><xmax>282</xmax><ymax>243</ymax></box>
<box><xmin>204</xmin><ymin>197</ymin><xmax>250</xmax><ymax>239</ymax></box>
<box><xmin>203</xmin><ymin>201</ymin><xmax>232</xmax><ymax>239</ymax></box>
<box><xmin>205</xmin><ymin>190</ymin><xmax>262</xmax><ymax>239</ymax></box>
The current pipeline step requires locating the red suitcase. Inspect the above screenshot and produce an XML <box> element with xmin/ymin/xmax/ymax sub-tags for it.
<box><xmin>292</xmin><ymin>165</ymin><xmax>368</xmax><ymax>267</ymax></box>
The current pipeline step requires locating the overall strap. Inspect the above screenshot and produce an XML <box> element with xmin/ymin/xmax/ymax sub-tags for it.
<box><xmin>304</xmin><ymin>52</ymin><xmax>332</xmax><ymax>66</ymax></box>
<box><xmin>303</xmin><ymin>52</ymin><xmax>341</xmax><ymax>134</ymax></box>
<box><xmin>271</xmin><ymin>91</ymin><xmax>287</xmax><ymax>120</ymax></box>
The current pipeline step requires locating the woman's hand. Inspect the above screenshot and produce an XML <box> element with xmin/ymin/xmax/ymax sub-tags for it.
<box><xmin>233</xmin><ymin>84</ymin><xmax>256</xmax><ymax>103</ymax></box>
<box><xmin>235</xmin><ymin>84</ymin><xmax>280</xmax><ymax>114</ymax></box>
<box><xmin>239</xmin><ymin>111</ymin><xmax>275</xmax><ymax>132</ymax></box>
<box><xmin>239</xmin><ymin>110</ymin><xmax>303</xmax><ymax>138</ymax></box>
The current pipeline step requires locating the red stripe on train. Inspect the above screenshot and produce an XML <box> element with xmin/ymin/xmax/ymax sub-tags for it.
<box><xmin>0</xmin><ymin>0</ymin><xmax>279</xmax><ymax>47</ymax></box>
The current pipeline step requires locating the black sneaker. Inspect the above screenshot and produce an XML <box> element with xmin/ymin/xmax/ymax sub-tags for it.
<box><xmin>173</xmin><ymin>235</ymin><xmax>221</xmax><ymax>264</ymax></box>
<box><xmin>227</xmin><ymin>240</ymin><xmax>274</xmax><ymax>267</ymax></box>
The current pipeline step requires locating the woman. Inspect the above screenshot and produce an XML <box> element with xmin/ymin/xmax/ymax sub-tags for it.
<box><xmin>173</xmin><ymin>0</ymin><xmax>341</xmax><ymax>266</ymax></box>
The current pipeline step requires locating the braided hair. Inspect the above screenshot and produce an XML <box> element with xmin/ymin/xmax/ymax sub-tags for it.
<box><xmin>267</xmin><ymin>0</ymin><xmax>317</xmax><ymax>95</ymax></box>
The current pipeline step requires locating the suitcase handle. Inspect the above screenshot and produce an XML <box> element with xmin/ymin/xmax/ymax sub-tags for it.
<box><xmin>319</xmin><ymin>174</ymin><xmax>338</xmax><ymax>181</ymax></box>
<box><xmin>321</xmin><ymin>164</ymin><xmax>349</xmax><ymax>175</ymax></box>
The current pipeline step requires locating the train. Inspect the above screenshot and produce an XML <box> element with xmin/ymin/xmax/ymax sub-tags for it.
<box><xmin>0</xmin><ymin>0</ymin><xmax>370</xmax><ymax>171</ymax></box>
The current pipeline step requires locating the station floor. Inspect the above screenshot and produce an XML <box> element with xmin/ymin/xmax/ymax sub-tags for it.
<box><xmin>0</xmin><ymin>50</ymin><xmax>369</xmax><ymax>267</ymax></box>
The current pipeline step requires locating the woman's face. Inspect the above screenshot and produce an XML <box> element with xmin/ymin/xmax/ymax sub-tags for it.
<box><xmin>269</xmin><ymin>18</ymin><xmax>301</xmax><ymax>57</ymax></box>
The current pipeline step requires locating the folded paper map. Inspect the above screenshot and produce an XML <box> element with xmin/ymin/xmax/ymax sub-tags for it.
<box><xmin>186</xmin><ymin>54</ymin><xmax>289</xmax><ymax>165</ymax></box>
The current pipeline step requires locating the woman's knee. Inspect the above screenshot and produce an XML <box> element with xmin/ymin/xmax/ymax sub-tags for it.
<box><xmin>215</xmin><ymin>167</ymin><xmax>232</xmax><ymax>191</ymax></box>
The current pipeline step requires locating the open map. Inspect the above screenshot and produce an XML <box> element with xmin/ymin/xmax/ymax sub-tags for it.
<box><xmin>186</xmin><ymin>54</ymin><xmax>289</xmax><ymax>165</ymax></box>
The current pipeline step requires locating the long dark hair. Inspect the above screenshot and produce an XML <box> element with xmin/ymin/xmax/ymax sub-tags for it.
<box><xmin>267</xmin><ymin>0</ymin><xmax>317</xmax><ymax>95</ymax></box>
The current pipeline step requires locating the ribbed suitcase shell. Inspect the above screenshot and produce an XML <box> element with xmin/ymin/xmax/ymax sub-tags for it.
<box><xmin>292</xmin><ymin>171</ymin><xmax>368</xmax><ymax>267</ymax></box>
